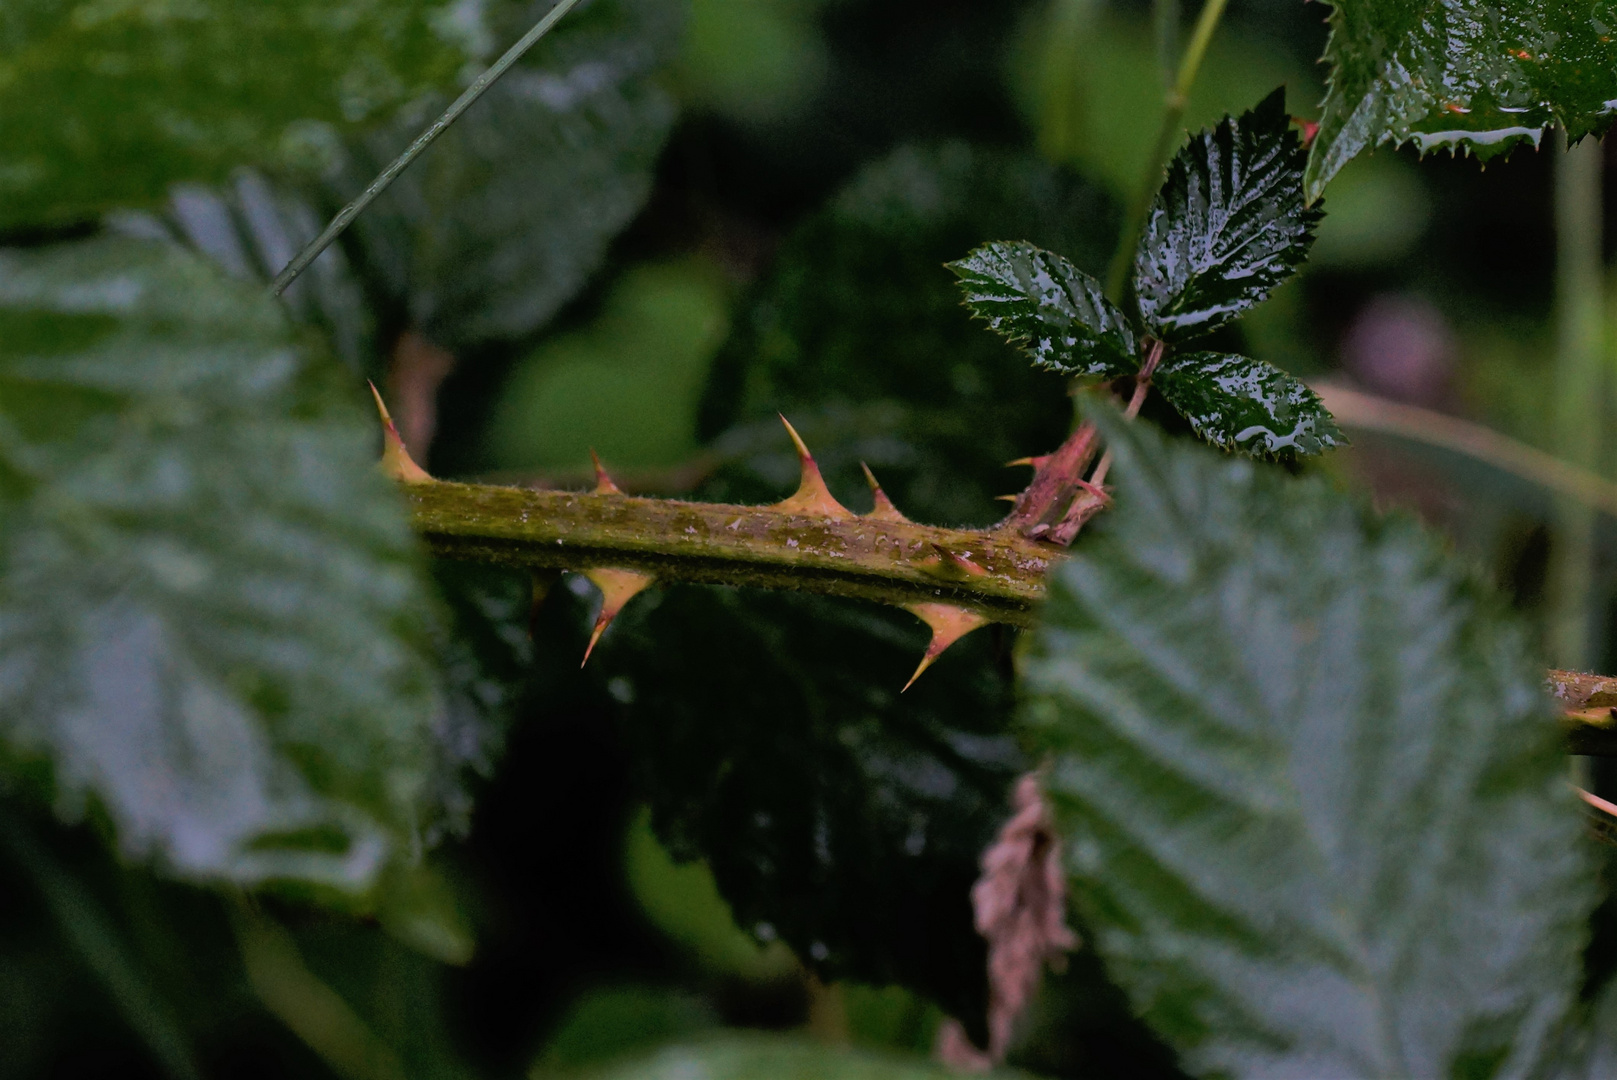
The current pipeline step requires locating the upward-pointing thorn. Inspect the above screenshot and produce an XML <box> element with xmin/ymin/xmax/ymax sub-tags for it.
<box><xmin>368</xmin><ymin>381</ymin><xmax>433</xmax><ymax>484</ymax></box>
<box><xmin>589</xmin><ymin>449</ymin><xmax>623</xmax><ymax>495</ymax></box>
<box><xmin>902</xmin><ymin>603</ymin><xmax>991</xmax><ymax>691</ymax></box>
<box><xmin>580</xmin><ymin>567</ymin><xmax>655</xmax><ymax>666</ymax></box>
<box><xmin>859</xmin><ymin>462</ymin><xmax>910</xmax><ymax>523</ymax></box>
<box><xmin>772</xmin><ymin>415</ymin><xmax>854</xmax><ymax>520</ymax></box>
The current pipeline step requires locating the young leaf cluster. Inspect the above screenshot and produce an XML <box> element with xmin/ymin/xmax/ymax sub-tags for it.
<box><xmin>951</xmin><ymin>89</ymin><xmax>1342</xmax><ymax>459</ymax></box>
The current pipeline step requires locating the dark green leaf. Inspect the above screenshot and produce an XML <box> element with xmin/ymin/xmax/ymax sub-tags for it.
<box><xmin>1020</xmin><ymin>409</ymin><xmax>1595</xmax><ymax>1077</ymax></box>
<box><xmin>1306</xmin><ymin>0</ymin><xmax>1617</xmax><ymax>201</ymax></box>
<box><xmin>0</xmin><ymin>0</ymin><xmax>471</xmax><ymax>231</ymax></box>
<box><xmin>1152</xmin><ymin>350</ymin><xmax>1344</xmax><ymax>457</ymax></box>
<box><xmin>602</xmin><ymin>586</ymin><xmax>1026</xmax><ymax>1043</ymax></box>
<box><xmin>0</xmin><ymin>237</ymin><xmax>443</xmax><ymax>888</ymax></box>
<box><xmin>335</xmin><ymin>0</ymin><xmax>681</xmax><ymax>348</ymax></box>
<box><xmin>575</xmin><ymin>1033</ymin><xmax>976</xmax><ymax>1079</ymax></box>
<box><xmin>700</xmin><ymin>141</ymin><xmax>1117</xmax><ymax>526</ymax></box>
<box><xmin>1133</xmin><ymin>89</ymin><xmax>1323</xmax><ymax>343</ymax></box>
<box><xmin>109</xmin><ymin>171</ymin><xmax>375</xmax><ymax>375</ymax></box>
<box><xmin>420</xmin><ymin>561</ymin><xmax>534</xmax><ymax>843</ymax></box>
<box><xmin>949</xmin><ymin>241</ymin><xmax>1137</xmax><ymax>380</ymax></box>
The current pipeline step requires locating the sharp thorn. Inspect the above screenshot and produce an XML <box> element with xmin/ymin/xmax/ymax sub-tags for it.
<box><xmin>368</xmin><ymin>381</ymin><xmax>433</xmax><ymax>484</ymax></box>
<box><xmin>994</xmin><ymin>494</ymin><xmax>1019</xmax><ymax>502</ymax></box>
<box><xmin>859</xmin><ymin>462</ymin><xmax>910</xmax><ymax>523</ymax></box>
<box><xmin>902</xmin><ymin>603</ymin><xmax>991</xmax><ymax>690</ymax></box>
<box><xmin>579</xmin><ymin>567</ymin><xmax>654</xmax><ymax>667</ymax></box>
<box><xmin>1006</xmin><ymin>455</ymin><xmax>1050</xmax><ymax>470</ymax></box>
<box><xmin>772</xmin><ymin>415</ymin><xmax>854</xmax><ymax>520</ymax></box>
<box><xmin>589</xmin><ymin>448</ymin><xmax>623</xmax><ymax>495</ymax></box>
<box><xmin>918</xmin><ymin>542</ymin><xmax>989</xmax><ymax>581</ymax></box>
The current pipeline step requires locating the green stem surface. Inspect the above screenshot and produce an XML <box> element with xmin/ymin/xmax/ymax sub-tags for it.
<box><xmin>406</xmin><ymin>481</ymin><xmax>1617</xmax><ymax>752</ymax></box>
<box><xmin>407</xmin><ymin>481</ymin><xmax>1056</xmax><ymax>626</ymax></box>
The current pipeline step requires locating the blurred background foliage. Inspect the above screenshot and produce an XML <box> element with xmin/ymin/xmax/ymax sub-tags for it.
<box><xmin>2</xmin><ymin>0</ymin><xmax>1612</xmax><ymax>1076</ymax></box>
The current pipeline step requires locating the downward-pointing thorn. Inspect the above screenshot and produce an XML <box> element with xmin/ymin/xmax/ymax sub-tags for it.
<box><xmin>902</xmin><ymin>603</ymin><xmax>990</xmax><ymax>691</ymax></box>
<box><xmin>368</xmin><ymin>381</ymin><xmax>433</xmax><ymax>484</ymax></box>
<box><xmin>859</xmin><ymin>462</ymin><xmax>910</xmax><ymax>523</ymax></box>
<box><xmin>773</xmin><ymin>415</ymin><xmax>854</xmax><ymax>519</ymax></box>
<box><xmin>589</xmin><ymin>449</ymin><xmax>623</xmax><ymax>495</ymax></box>
<box><xmin>580</xmin><ymin>567</ymin><xmax>654</xmax><ymax>666</ymax></box>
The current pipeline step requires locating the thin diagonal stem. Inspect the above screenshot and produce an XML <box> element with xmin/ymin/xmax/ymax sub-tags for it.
<box><xmin>1103</xmin><ymin>0</ymin><xmax>1231</xmax><ymax>301</ymax></box>
<box><xmin>269</xmin><ymin>0</ymin><xmax>586</xmax><ymax>296</ymax></box>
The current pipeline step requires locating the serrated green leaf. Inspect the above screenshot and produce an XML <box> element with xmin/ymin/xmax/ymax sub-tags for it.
<box><xmin>1152</xmin><ymin>350</ymin><xmax>1344</xmax><ymax>457</ymax></box>
<box><xmin>0</xmin><ymin>237</ymin><xmax>443</xmax><ymax>888</ymax></box>
<box><xmin>1134</xmin><ymin>89</ymin><xmax>1323</xmax><ymax>343</ymax></box>
<box><xmin>1305</xmin><ymin>0</ymin><xmax>1617</xmax><ymax>201</ymax></box>
<box><xmin>336</xmin><ymin>0</ymin><xmax>681</xmax><ymax>348</ymax></box>
<box><xmin>949</xmin><ymin>241</ymin><xmax>1137</xmax><ymax>380</ymax></box>
<box><xmin>1019</xmin><ymin>409</ymin><xmax>1596</xmax><ymax>1077</ymax></box>
<box><xmin>0</xmin><ymin>0</ymin><xmax>472</xmax><ymax>231</ymax></box>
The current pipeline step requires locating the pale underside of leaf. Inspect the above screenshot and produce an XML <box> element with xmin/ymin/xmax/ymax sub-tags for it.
<box><xmin>1019</xmin><ymin>409</ymin><xmax>1595</xmax><ymax>1077</ymax></box>
<box><xmin>0</xmin><ymin>237</ymin><xmax>443</xmax><ymax>887</ymax></box>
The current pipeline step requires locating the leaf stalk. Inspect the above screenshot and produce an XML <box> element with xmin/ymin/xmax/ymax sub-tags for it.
<box><xmin>1103</xmin><ymin>0</ymin><xmax>1231</xmax><ymax>301</ymax></box>
<box><xmin>269</xmin><ymin>0</ymin><xmax>587</xmax><ymax>296</ymax></box>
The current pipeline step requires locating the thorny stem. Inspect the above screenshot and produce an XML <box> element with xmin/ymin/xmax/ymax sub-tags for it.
<box><xmin>1066</xmin><ymin>341</ymin><xmax>1163</xmax><ymax>520</ymax></box>
<box><xmin>269</xmin><ymin>0</ymin><xmax>587</xmax><ymax>296</ymax></box>
<box><xmin>1103</xmin><ymin>0</ymin><xmax>1232</xmax><ymax>301</ymax></box>
<box><xmin>404</xmin><ymin>470</ymin><xmax>1617</xmax><ymax>752</ymax></box>
<box><xmin>407</xmin><ymin>480</ymin><xmax>1055</xmax><ymax>626</ymax></box>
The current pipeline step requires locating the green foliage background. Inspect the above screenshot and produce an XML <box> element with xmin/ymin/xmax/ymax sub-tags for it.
<box><xmin>5</xmin><ymin>0</ymin><xmax>1617</xmax><ymax>1078</ymax></box>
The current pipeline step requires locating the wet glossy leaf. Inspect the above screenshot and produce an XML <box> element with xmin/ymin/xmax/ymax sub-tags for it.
<box><xmin>576</xmin><ymin>1033</ymin><xmax>975</xmax><ymax>1079</ymax></box>
<box><xmin>700</xmin><ymin>141</ymin><xmax>1117</xmax><ymax>526</ymax></box>
<box><xmin>1306</xmin><ymin>0</ymin><xmax>1617</xmax><ymax>201</ymax></box>
<box><xmin>1020</xmin><ymin>409</ymin><xmax>1595</xmax><ymax>1077</ymax></box>
<box><xmin>1152</xmin><ymin>350</ymin><xmax>1344</xmax><ymax>457</ymax></box>
<box><xmin>1133</xmin><ymin>89</ymin><xmax>1322</xmax><ymax>343</ymax></box>
<box><xmin>0</xmin><ymin>0</ymin><xmax>471</xmax><ymax>231</ymax></box>
<box><xmin>949</xmin><ymin>241</ymin><xmax>1137</xmax><ymax>380</ymax></box>
<box><xmin>602</xmin><ymin>586</ymin><xmax>1026</xmax><ymax>1043</ymax></box>
<box><xmin>420</xmin><ymin>561</ymin><xmax>534</xmax><ymax>844</ymax></box>
<box><xmin>336</xmin><ymin>0</ymin><xmax>681</xmax><ymax>348</ymax></box>
<box><xmin>0</xmin><ymin>237</ymin><xmax>443</xmax><ymax>888</ymax></box>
